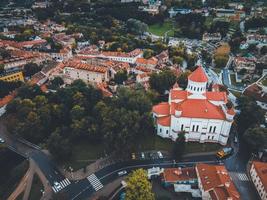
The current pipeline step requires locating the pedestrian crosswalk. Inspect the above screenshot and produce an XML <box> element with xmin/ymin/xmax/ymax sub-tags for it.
<box><xmin>87</xmin><ymin>174</ymin><xmax>103</xmax><ymax>191</ymax></box>
<box><xmin>52</xmin><ymin>178</ymin><xmax>71</xmax><ymax>193</ymax></box>
<box><xmin>237</xmin><ymin>173</ymin><xmax>249</xmax><ymax>181</ymax></box>
<box><xmin>230</xmin><ymin>172</ymin><xmax>250</xmax><ymax>182</ymax></box>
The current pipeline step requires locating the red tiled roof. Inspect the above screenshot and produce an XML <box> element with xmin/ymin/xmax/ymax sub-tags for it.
<box><xmin>157</xmin><ymin>116</ymin><xmax>171</xmax><ymax>126</ymax></box>
<box><xmin>162</xmin><ymin>167</ymin><xmax>197</xmax><ymax>183</ymax></box>
<box><xmin>252</xmin><ymin>161</ymin><xmax>267</xmax><ymax>192</ymax></box>
<box><xmin>136</xmin><ymin>57</ymin><xmax>158</xmax><ymax>65</ymax></box>
<box><xmin>206</xmin><ymin>91</ymin><xmax>227</xmax><ymax>103</ymax></box>
<box><xmin>188</xmin><ymin>66</ymin><xmax>208</xmax><ymax>82</ymax></box>
<box><xmin>243</xmin><ymin>83</ymin><xmax>267</xmax><ymax>103</ymax></box>
<box><xmin>178</xmin><ymin>99</ymin><xmax>226</xmax><ymax>120</ymax></box>
<box><xmin>170</xmin><ymin>90</ymin><xmax>189</xmax><ymax>100</ymax></box>
<box><xmin>196</xmin><ymin>163</ymin><xmax>240</xmax><ymax>200</ymax></box>
<box><xmin>152</xmin><ymin>102</ymin><xmax>170</xmax><ymax>116</ymax></box>
<box><xmin>0</xmin><ymin>92</ymin><xmax>16</xmax><ymax>107</ymax></box>
<box><xmin>64</xmin><ymin>61</ymin><xmax>108</xmax><ymax>73</ymax></box>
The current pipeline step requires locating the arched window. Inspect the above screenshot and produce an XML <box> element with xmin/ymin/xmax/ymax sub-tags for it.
<box><xmin>166</xmin><ymin>130</ymin><xmax>169</xmax><ymax>134</ymax></box>
<box><xmin>181</xmin><ymin>124</ymin><xmax>184</xmax><ymax>131</ymax></box>
<box><xmin>209</xmin><ymin>126</ymin><xmax>212</xmax><ymax>133</ymax></box>
<box><xmin>192</xmin><ymin>125</ymin><xmax>195</xmax><ymax>131</ymax></box>
<box><xmin>213</xmin><ymin>127</ymin><xmax>216</xmax><ymax>133</ymax></box>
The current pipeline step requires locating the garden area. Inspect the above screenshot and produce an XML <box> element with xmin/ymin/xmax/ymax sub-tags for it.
<box><xmin>148</xmin><ymin>20</ymin><xmax>174</xmax><ymax>37</ymax></box>
<box><xmin>63</xmin><ymin>140</ymin><xmax>106</xmax><ymax>170</ymax></box>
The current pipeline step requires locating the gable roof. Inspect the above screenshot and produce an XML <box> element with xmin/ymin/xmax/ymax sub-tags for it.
<box><xmin>196</xmin><ymin>163</ymin><xmax>240</xmax><ymax>200</ymax></box>
<box><xmin>188</xmin><ymin>66</ymin><xmax>208</xmax><ymax>83</ymax></box>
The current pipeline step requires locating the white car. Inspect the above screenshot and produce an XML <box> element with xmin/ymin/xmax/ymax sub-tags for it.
<box><xmin>54</xmin><ymin>182</ymin><xmax>62</xmax><ymax>190</ymax></box>
<box><xmin>0</xmin><ymin>138</ymin><xmax>5</xmax><ymax>143</ymax></box>
<box><xmin>118</xmin><ymin>170</ymin><xmax>127</xmax><ymax>176</ymax></box>
<box><xmin>157</xmin><ymin>151</ymin><xmax>163</xmax><ymax>159</ymax></box>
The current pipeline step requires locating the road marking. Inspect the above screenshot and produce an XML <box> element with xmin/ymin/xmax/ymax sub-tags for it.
<box><xmin>52</xmin><ymin>178</ymin><xmax>71</xmax><ymax>193</ymax></box>
<box><xmin>237</xmin><ymin>173</ymin><xmax>249</xmax><ymax>181</ymax></box>
<box><xmin>87</xmin><ymin>174</ymin><xmax>103</xmax><ymax>191</ymax></box>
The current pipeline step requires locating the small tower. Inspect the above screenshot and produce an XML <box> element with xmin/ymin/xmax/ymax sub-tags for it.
<box><xmin>186</xmin><ymin>66</ymin><xmax>208</xmax><ymax>95</ymax></box>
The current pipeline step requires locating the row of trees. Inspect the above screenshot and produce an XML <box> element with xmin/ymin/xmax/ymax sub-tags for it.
<box><xmin>235</xmin><ymin>96</ymin><xmax>267</xmax><ymax>151</ymax></box>
<box><xmin>6</xmin><ymin>81</ymin><xmax>155</xmax><ymax>161</ymax></box>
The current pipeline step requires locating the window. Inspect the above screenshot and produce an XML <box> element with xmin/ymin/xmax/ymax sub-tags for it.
<box><xmin>209</xmin><ymin>126</ymin><xmax>212</xmax><ymax>133</ymax></box>
<box><xmin>166</xmin><ymin>130</ymin><xmax>169</xmax><ymax>134</ymax></box>
<box><xmin>196</xmin><ymin>125</ymin><xmax>199</xmax><ymax>132</ymax></box>
<box><xmin>181</xmin><ymin>124</ymin><xmax>184</xmax><ymax>131</ymax></box>
<box><xmin>160</xmin><ymin>128</ymin><xmax>162</xmax><ymax>133</ymax></box>
<box><xmin>213</xmin><ymin>127</ymin><xmax>216</xmax><ymax>133</ymax></box>
<box><xmin>192</xmin><ymin>125</ymin><xmax>195</xmax><ymax>132</ymax></box>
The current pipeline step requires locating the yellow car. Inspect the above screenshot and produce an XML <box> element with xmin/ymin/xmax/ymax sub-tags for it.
<box><xmin>216</xmin><ymin>147</ymin><xmax>233</xmax><ymax>159</ymax></box>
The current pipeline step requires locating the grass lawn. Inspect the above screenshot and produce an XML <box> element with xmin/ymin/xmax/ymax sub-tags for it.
<box><xmin>185</xmin><ymin>142</ymin><xmax>221</xmax><ymax>154</ymax></box>
<box><xmin>137</xmin><ymin>134</ymin><xmax>221</xmax><ymax>154</ymax></box>
<box><xmin>64</xmin><ymin>140</ymin><xmax>105</xmax><ymax>170</ymax></box>
<box><xmin>29</xmin><ymin>175</ymin><xmax>43</xmax><ymax>200</ymax></box>
<box><xmin>148</xmin><ymin>21</ymin><xmax>174</xmax><ymax>36</ymax></box>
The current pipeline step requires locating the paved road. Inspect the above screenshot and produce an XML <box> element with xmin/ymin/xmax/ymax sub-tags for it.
<box><xmin>0</xmin><ymin>118</ymin><xmax>259</xmax><ymax>200</ymax></box>
<box><xmin>0</xmin><ymin>121</ymin><xmax>67</xmax><ymax>193</ymax></box>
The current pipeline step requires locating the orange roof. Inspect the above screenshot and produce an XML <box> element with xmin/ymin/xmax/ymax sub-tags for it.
<box><xmin>206</xmin><ymin>91</ymin><xmax>227</xmax><ymax>103</ymax></box>
<box><xmin>64</xmin><ymin>61</ymin><xmax>108</xmax><ymax>73</ymax></box>
<box><xmin>152</xmin><ymin>102</ymin><xmax>170</xmax><ymax>116</ymax></box>
<box><xmin>170</xmin><ymin>90</ymin><xmax>189</xmax><ymax>100</ymax></box>
<box><xmin>0</xmin><ymin>92</ymin><xmax>16</xmax><ymax>107</ymax></box>
<box><xmin>188</xmin><ymin>66</ymin><xmax>208</xmax><ymax>82</ymax></box>
<box><xmin>162</xmin><ymin>167</ymin><xmax>197</xmax><ymax>183</ymax></box>
<box><xmin>196</xmin><ymin>163</ymin><xmax>240</xmax><ymax>200</ymax></box>
<box><xmin>136</xmin><ymin>57</ymin><xmax>158</xmax><ymax>65</ymax></box>
<box><xmin>157</xmin><ymin>116</ymin><xmax>171</xmax><ymax>126</ymax></box>
<box><xmin>179</xmin><ymin>99</ymin><xmax>225</xmax><ymax>120</ymax></box>
<box><xmin>252</xmin><ymin>161</ymin><xmax>267</xmax><ymax>191</ymax></box>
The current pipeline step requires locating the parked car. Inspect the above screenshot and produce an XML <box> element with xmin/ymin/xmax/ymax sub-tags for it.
<box><xmin>157</xmin><ymin>151</ymin><xmax>163</xmax><ymax>159</ymax></box>
<box><xmin>216</xmin><ymin>147</ymin><xmax>233</xmax><ymax>159</ymax></box>
<box><xmin>118</xmin><ymin>170</ymin><xmax>127</xmax><ymax>176</ymax></box>
<box><xmin>131</xmin><ymin>153</ymin><xmax>136</xmax><ymax>160</ymax></box>
<box><xmin>141</xmin><ymin>152</ymin><xmax>145</xmax><ymax>159</ymax></box>
<box><xmin>0</xmin><ymin>138</ymin><xmax>5</xmax><ymax>143</ymax></box>
<box><xmin>54</xmin><ymin>182</ymin><xmax>62</xmax><ymax>190</ymax></box>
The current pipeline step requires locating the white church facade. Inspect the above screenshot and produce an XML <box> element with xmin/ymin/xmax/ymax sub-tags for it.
<box><xmin>152</xmin><ymin>66</ymin><xmax>235</xmax><ymax>145</ymax></box>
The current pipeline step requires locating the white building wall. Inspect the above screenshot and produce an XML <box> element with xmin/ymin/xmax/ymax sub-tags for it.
<box><xmin>250</xmin><ymin>164</ymin><xmax>267</xmax><ymax>200</ymax></box>
<box><xmin>63</xmin><ymin>67</ymin><xmax>108</xmax><ymax>84</ymax></box>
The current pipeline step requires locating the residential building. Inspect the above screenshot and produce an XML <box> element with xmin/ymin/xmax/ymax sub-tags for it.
<box><xmin>135</xmin><ymin>57</ymin><xmax>158</xmax><ymax>69</ymax></box>
<box><xmin>196</xmin><ymin>163</ymin><xmax>240</xmax><ymax>200</ymax></box>
<box><xmin>63</xmin><ymin>61</ymin><xmax>109</xmax><ymax>84</ymax></box>
<box><xmin>78</xmin><ymin>49</ymin><xmax>143</xmax><ymax>64</ymax></box>
<box><xmin>247</xmin><ymin>34</ymin><xmax>267</xmax><ymax>44</ymax></box>
<box><xmin>250</xmin><ymin>161</ymin><xmax>267</xmax><ymax>200</ymax></box>
<box><xmin>202</xmin><ymin>33</ymin><xmax>221</xmax><ymax>42</ymax></box>
<box><xmin>234</xmin><ymin>57</ymin><xmax>256</xmax><ymax>74</ymax></box>
<box><xmin>0</xmin><ymin>70</ymin><xmax>24</xmax><ymax>82</ymax></box>
<box><xmin>152</xmin><ymin>66</ymin><xmax>235</xmax><ymax>145</ymax></box>
<box><xmin>243</xmin><ymin>83</ymin><xmax>267</xmax><ymax>110</ymax></box>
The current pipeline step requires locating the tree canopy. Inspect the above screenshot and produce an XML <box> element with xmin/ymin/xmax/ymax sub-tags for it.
<box><xmin>125</xmin><ymin>169</ymin><xmax>155</xmax><ymax>200</ymax></box>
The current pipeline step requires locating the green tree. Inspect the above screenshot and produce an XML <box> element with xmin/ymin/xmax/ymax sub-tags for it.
<box><xmin>125</xmin><ymin>169</ymin><xmax>155</xmax><ymax>200</ymax></box>
<box><xmin>114</xmin><ymin>70</ymin><xmax>127</xmax><ymax>85</ymax></box>
<box><xmin>47</xmin><ymin>128</ymin><xmax>72</xmax><ymax>161</ymax></box>
<box><xmin>214</xmin><ymin>55</ymin><xmax>228</xmax><ymax>68</ymax></box>
<box><xmin>143</xmin><ymin>49</ymin><xmax>154</xmax><ymax>59</ymax></box>
<box><xmin>126</xmin><ymin>18</ymin><xmax>148</xmax><ymax>35</ymax></box>
<box><xmin>173</xmin><ymin>56</ymin><xmax>184</xmax><ymax>65</ymax></box>
<box><xmin>50</xmin><ymin>77</ymin><xmax>64</xmax><ymax>89</ymax></box>
<box><xmin>149</xmin><ymin>70</ymin><xmax>177</xmax><ymax>94</ymax></box>
<box><xmin>243</xmin><ymin>127</ymin><xmax>267</xmax><ymax>151</ymax></box>
<box><xmin>172</xmin><ymin>132</ymin><xmax>186</xmax><ymax>160</ymax></box>
<box><xmin>236</xmin><ymin>96</ymin><xmax>265</xmax><ymax>134</ymax></box>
